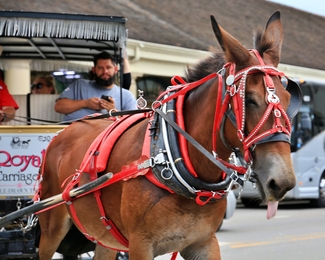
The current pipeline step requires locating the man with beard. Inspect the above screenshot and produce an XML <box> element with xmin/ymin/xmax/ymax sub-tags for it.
<box><xmin>54</xmin><ymin>51</ymin><xmax>137</xmax><ymax>122</ymax></box>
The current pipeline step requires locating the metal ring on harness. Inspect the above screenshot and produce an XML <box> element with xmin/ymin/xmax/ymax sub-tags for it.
<box><xmin>161</xmin><ymin>167</ymin><xmax>174</xmax><ymax>180</ymax></box>
<box><xmin>151</xmin><ymin>100</ymin><xmax>163</xmax><ymax>111</ymax></box>
<box><xmin>109</xmin><ymin>109</ymin><xmax>118</xmax><ymax>117</ymax></box>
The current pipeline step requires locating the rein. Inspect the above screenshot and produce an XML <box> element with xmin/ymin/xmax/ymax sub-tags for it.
<box><xmin>9</xmin><ymin>109</ymin><xmax>153</xmax><ymax>125</ymax></box>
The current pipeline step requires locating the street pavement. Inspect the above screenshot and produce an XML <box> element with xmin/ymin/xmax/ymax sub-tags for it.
<box><xmin>53</xmin><ymin>201</ymin><xmax>325</xmax><ymax>260</ymax></box>
<box><xmin>152</xmin><ymin>200</ymin><xmax>325</xmax><ymax>259</ymax></box>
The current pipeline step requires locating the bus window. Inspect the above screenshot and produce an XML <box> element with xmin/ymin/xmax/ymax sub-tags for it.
<box><xmin>291</xmin><ymin>108</ymin><xmax>312</xmax><ymax>152</ymax></box>
<box><xmin>291</xmin><ymin>81</ymin><xmax>325</xmax><ymax>152</ymax></box>
<box><xmin>312</xmin><ymin>86</ymin><xmax>325</xmax><ymax>133</ymax></box>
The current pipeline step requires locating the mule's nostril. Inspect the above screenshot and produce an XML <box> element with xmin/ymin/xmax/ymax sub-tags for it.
<box><xmin>267</xmin><ymin>178</ymin><xmax>294</xmax><ymax>199</ymax></box>
<box><xmin>267</xmin><ymin>179</ymin><xmax>282</xmax><ymax>194</ymax></box>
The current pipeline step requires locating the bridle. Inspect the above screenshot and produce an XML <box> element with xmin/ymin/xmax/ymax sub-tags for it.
<box><xmin>214</xmin><ymin>49</ymin><xmax>302</xmax><ymax>163</ymax></box>
<box><xmin>149</xmin><ymin>49</ymin><xmax>301</xmax><ymax>201</ymax></box>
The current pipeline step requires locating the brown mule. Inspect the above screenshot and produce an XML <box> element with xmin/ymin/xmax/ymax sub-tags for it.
<box><xmin>36</xmin><ymin>11</ymin><xmax>299</xmax><ymax>260</ymax></box>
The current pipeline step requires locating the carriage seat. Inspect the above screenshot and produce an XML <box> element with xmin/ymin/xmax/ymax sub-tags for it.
<box><xmin>2</xmin><ymin>94</ymin><xmax>64</xmax><ymax>125</ymax></box>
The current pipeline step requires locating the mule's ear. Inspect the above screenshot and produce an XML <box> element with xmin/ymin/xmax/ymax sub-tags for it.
<box><xmin>210</xmin><ymin>15</ymin><xmax>225</xmax><ymax>52</ymax></box>
<box><xmin>210</xmin><ymin>15</ymin><xmax>250</xmax><ymax>65</ymax></box>
<box><xmin>255</xmin><ymin>11</ymin><xmax>283</xmax><ymax>66</ymax></box>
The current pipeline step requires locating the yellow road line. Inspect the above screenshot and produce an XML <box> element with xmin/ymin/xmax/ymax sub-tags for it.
<box><xmin>232</xmin><ymin>241</ymin><xmax>271</xmax><ymax>248</ymax></box>
<box><xmin>227</xmin><ymin>232</ymin><xmax>325</xmax><ymax>248</ymax></box>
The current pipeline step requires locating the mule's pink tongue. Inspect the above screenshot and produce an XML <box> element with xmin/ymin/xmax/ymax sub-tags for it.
<box><xmin>267</xmin><ymin>201</ymin><xmax>279</xmax><ymax>219</ymax></box>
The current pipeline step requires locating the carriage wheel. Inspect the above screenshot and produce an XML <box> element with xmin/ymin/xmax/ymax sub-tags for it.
<box><xmin>310</xmin><ymin>172</ymin><xmax>325</xmax><ymax>208</ymax></box>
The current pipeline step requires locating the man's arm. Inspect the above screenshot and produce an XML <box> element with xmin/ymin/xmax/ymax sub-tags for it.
<box><xmin>54</xmin><ymin>97</ymin><xmax>102</xmax><ymax>114</ymax></box>
<box><xmin>122</xmin><ymin>49</ymin><xmax>131</xmax><ymax>90</ymax></box>
<box><xmin>0</xmin><ymin>106</ymin><xmax>16</xmax><ymax>123</ymax></box>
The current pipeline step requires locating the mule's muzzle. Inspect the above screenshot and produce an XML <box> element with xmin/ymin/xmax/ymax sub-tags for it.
<box><xmin>266</xmin><ymin>175</ymin><xmax>296</xmax><ymax>201</ymax></box>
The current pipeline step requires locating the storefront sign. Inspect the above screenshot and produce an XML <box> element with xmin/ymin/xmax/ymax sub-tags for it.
<box><xmin>0</xmin><ymin>134</ymin><xmax>55</xmax><ymax>197</ymax></box>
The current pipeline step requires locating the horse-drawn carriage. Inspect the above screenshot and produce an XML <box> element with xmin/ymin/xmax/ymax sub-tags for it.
<box><xmin>0</xmin><ymin>10</ymin><xmax>302</xmax><ymax>260</ymax></box>
<box><xmin>0</xmin><ymin>10</ymin><xmax>127</xmax><ymax>259</ymax></box>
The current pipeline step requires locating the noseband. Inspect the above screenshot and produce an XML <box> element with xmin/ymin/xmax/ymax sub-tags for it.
<box><xmin>214</xmin><ymin>49</ymin><xmax>302</xmax><ymax>162</ymax></box>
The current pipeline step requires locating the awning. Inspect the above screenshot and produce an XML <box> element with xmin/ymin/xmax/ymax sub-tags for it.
<box><xmin>0</xmin><ymin>11</ymin><xmax>127</xmax><ymax>72</ymax></box>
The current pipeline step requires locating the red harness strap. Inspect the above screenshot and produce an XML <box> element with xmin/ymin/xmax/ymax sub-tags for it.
<box><xmin>175</xmin><ymin>92</ymin><xmax>197</xmax><ymax>177</ymax></box>
<box><xmin>62</xmin><ymin>114</ymin><xmax>139</xmax><ymax>201</ymax></box>
<box><xmin>61</xmin><ymin>113</ymin><xmax>150</xmax><ymax>250</ymax></box>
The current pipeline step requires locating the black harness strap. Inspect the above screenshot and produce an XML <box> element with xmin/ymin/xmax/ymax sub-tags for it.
<box><xmin>83</xmin><ymin>109</ymin><xmax>152</xmax><ymax>121</ymax></box>
<box><xmin>10</xmin><ymin>108</ymin><xmax>153</xmax><ymax>125</ymax></box>
<box><xmin>155</xmin><ymin>108</ymin><xmax>243</xmax><ymax>187</ymax></box>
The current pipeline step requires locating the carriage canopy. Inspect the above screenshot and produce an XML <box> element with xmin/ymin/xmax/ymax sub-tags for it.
<box><xmin>0</xmin><ymin>11</ymin><xmax>127</xmax><ymax>72</ymax></box>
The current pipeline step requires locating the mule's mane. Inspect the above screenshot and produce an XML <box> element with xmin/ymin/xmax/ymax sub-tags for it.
<box><xmin>186</xmin><ymin>51</ymin><xmax>225</xmax><ymax>83</ymax></box>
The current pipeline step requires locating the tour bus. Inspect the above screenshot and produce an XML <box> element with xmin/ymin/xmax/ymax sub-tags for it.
<box><xmin>237</xmin><ymin>80</ymin><xmax>325</xmax><ymax>208</ymax></box>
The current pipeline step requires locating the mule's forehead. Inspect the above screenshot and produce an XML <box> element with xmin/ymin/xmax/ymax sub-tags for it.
<box><xmin>235</xmin><ymin>50</ymin><xmax>270</xmax><ymax>71</ymax></box>
<box><xmin>246</xmin><ymin>73</ymin><xmax>290</xmax><ymax>106</ymax></box>
<box><xmin>240</xmin><ymin>51</ymin><xmax>290</xmax><ymax>106</ymax></box>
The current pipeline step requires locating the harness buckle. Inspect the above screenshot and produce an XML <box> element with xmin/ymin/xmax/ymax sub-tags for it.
<box><xmin>268</xmin><ymin>93</ymin><xmax>280</xmax><ymax>104</ymax></box>
<box><xmin>153</xmin><ymin>150</ymin><xmax>167</xmax><ymax>165</ymax></box>
<box><xmin>229</xmin><ymin>171</ymin><xmax>244</xmax><ymax>187</ymax></box>
<box><xmin>237</xmin><ymin>130</ymin><xmax>244</xmax><ymax>141</ymax></box>
<box><xmin>274</xmin><ymin>109</ymin><xmax>282</xmax><ymax>117</ymax></box>
<box><xmin>266</xmin><ymin>87</ymin><xmax>279</xmax><ymax>104</ymax></box>
<box><xmin>138</xmin><ymin>158</ymin><xmax>154</xmax><ymax>169</ymax></box>
<box><xmin>72</xmin><ymin>171</ymin><xmax>81</xmax><ymax>180</ymax></box>
<box><xmin>138</xmin><ymin>150</ymin><xmax>169</xmax><ymax>170</ymax></box>
<box><xmin>275</xmin><ymin>125</ymin><xmax>284</xmax><ymax>132</ymax></box>
<box><xmin>229</xmin><ymin>84</ymin><xmax>237</xmax><ymax>96</ymax></box>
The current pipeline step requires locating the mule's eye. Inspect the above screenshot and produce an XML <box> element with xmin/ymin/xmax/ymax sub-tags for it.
<box><xmin>245</xmin><ymin>97</ymin><xmax>258</xmax><ymax>107</ymax></box>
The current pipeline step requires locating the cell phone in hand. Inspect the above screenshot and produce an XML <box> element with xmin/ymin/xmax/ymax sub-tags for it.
<box><xmin>101</xmin><ymin>95</ymin><xmax>112</xmax><ymax>102</ymax></box>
